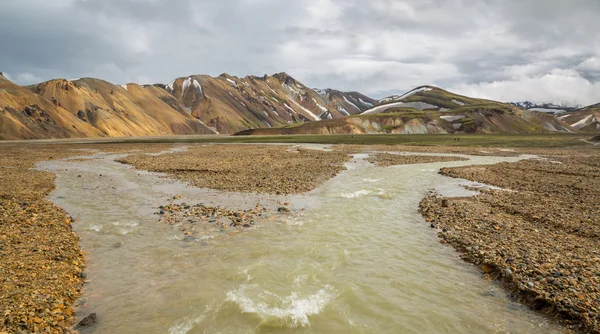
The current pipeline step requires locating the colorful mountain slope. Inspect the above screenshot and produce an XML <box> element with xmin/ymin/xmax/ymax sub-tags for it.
<box><xmin>558</xmin><ymin>104</ymin><xmax>600</xmax><ymax>132</ymax></box>
<box><xmin>0</xmin><ymin>73</ymin><xmax>102</xmax><ymax>140</ymax></box>
<box><xmin>30</xmin><ymin>78</ymin><xmax>214</xmax><ymax>137</ymax></box>
<box><xmin>159</xmin><ymin>72</ymin><xmax>367</xmax><ymax>134</ymax></box>
<box><xmin>237</xmin><ymin>86</ymin><xmax>577</xmax><ymax>135</ymax></box>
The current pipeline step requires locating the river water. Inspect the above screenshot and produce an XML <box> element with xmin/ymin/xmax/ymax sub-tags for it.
<box><xmin>40</xmin><ymin>149</ymin><xmax>562</xmax><ymax>333</ymax></box>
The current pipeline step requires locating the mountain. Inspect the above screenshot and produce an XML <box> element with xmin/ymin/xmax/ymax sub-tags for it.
<box><xmin>510</xmin><ymin>101</ymin><xmax>536</xmax><ymax>109</ymax></box>
<box><xmin>313</xmin><ymin>89</ymin><xmax>377</xmax><ymax>115</ymax></box>
<box><xmin>1</xmin><ymin>72</ymin><xmax>584</xmax><ymax>139</ymax></box>
<box><xmin>29</xmin><ymin>78</ymin><xmax>214</xmax><ymax>137</ymax></box>
<box><xmin>237</xmin><ymin>86</ymin><xmax>577</xmax><ymax>135</ymax></box>
<box><xmin>508</xmin><ymin>101</ymin><xmax>580</xmax><ymax>114</ymax></box>
<box><xmin>558</xmin><ymin>103</ymin><xmax>600</xmax><ymax>132</ymax></box>
<box><xmin>0</xmin><ymin>73</ymin><xmax>103</xmax><ymax>140</ymax></box>
<box><xmin>3</xmin><ymin>71</ymin><xmax>374</xmax><ymax>139</ymax></box>
<box><xmin>158</xmin><ymin>72</ymin><xmax>370</xmax><ymax>133</ymax></box>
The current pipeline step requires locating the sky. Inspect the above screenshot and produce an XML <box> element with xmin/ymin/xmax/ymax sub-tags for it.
<box><xmin>1</xmin><ymin>0</ymin><xmax>599</xmax><ymax>105</ymax></box>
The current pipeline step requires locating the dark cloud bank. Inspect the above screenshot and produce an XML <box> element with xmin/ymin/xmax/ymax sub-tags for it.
<box><xmin>1</xmin><ymin>0</ymin><xmax>599</xmax><ymax>105</ymax></box>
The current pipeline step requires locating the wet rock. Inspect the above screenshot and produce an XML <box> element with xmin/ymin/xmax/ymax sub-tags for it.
<box><xmin>75</xmin><ymin>313</ymin><xmax>97</xmax><ymax>329</ymax></box>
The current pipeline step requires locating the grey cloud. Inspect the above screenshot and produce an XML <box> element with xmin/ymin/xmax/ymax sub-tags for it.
<box><xmin>74</xmin><ymin>0</ymin><xmax>194</xmax><ymax>23</ymax></box>
<box><xmin>0</xmin><ymin>0</ymin><xmax>599</xmax><ymax>103</ymax></box>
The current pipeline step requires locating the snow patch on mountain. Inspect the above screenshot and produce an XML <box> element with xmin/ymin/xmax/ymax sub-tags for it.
<box><xmin>363</xmin><ymin>101</ymin><xmax>438</xmax><ymax>115</ymax></box>
<box><xmin>166</xmin><ymin>79</ymin><xmax>176</xmax><ymax>91</ymax></box>
<box><xmin>530</xmin><ymin>107</ymin><xmax>566</xmax><ymax>114</ymax></box>
<box><xmin>193</xmin><ymin>80</ymin><xmax>202</xmax><ymax>94</ymax></box>
<box><xmin>284</xmin><ymin>103</ymin><xmax>296</xmax><ymax>114</ymax></box>
<box><xmin>226</xmin><ymin>78</ymin><xmax>237</xmax><ymax>88</ymax></box>
<box><xmin>572</xmin><ymin>115</ymin><xmax>596</xmax><ymax>129</ymax></box>
<box><xmin>312</xmin><ymin>98</ymin><xmax>328</xmax><ymax>112</ymax></box>
<box><xmin>182</xmin><ymin>77</ymin><xmax>192</xmax><ymax>95</ymax></box>
<box><xmin>337</xmin><ymin>106</ymin><xmax>350</xmax><ymax>116</ymax></box>
<box><xmin>343</xmin><ymin>96</ymin><xmax>360</xmax><ymax>111</ymax></box>
<box><xmin>314</xmin><ymin>88</ymin><xmax>328</xmax><ymax>96</ymax></box>
<box><xmin>545</xmin><ymin>122</ymin><xmax>558</xmax><ymax>131</ymax></box>
<box><xmin>359</xmin><ymin>98</ymin><xmax>373</xmax><ymax>107</ymax></box>
<box><xmin>289</xmin><ymin>99</ymin><xmax>321</xmax><ymax>121</ymax></box>
<box><xmin>440</xmin><ymin>115</ymin><xmax>465</xmax><ymax>122</ymax></box>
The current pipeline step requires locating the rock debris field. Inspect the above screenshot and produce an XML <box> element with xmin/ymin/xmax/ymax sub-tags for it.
<box><xmin>420</xmin><ymin>154</ymin><xmax>600</xmax><ymax>333</ymax></box>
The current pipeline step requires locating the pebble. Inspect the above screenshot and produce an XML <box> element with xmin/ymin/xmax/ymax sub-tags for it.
<box><xmin>419</xmin><ymin>152</ymin><xmax>600</xmax><ymax>333</ymax></box>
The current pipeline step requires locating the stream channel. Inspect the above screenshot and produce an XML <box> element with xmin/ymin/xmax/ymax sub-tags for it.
<box><xmin>39</xmin><ymin>147</ymin><xmax>561</xmax><ymax>333</ymax></box>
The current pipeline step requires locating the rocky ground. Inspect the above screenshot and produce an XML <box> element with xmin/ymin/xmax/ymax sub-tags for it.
<box><xmin>117</xmin><ymin>144</ymin><xmax>351</xmax><ymax>194</ymax></box>
<box><xmin>0</xmin><ymin>147</ymin><xmax>88</xmax><ymax>333</ymax></box>
<box><xmin>157</xmin><ymin>198</ymin><xmax>295</xmax><ymax>239</ymax></box>
<box><xmin>0</xmin><ymin>144</ymin><xmax>176</xmax><ymax>333</ymax></box>
<box><xmin>1</xmin><ymin>141</ymin><xmax>598</xmax><ymax>333</ymax></box>
<box><xmin>366</xmin><ymin>153</ymin><xmax>468</xmax><ymax>167</ymax></box>
<box><xmin>419</xmin><ymin>154</ymin><xmax>600</xmax><ymax>333</ymax></box>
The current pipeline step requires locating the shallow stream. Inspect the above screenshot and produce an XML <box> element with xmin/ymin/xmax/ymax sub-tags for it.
<box><xmin>40</xmin><ymin>149</ymin><xmax>561</xmax><ymax>333</ymax></box>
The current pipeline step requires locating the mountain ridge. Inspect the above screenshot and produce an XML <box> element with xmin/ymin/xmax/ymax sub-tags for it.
<box><xmin>237</xmin><ymin>85</ymin><xmax>580</xmax><ymax>135</ymax></box>
<box><xmin>1</xmin><ymin>72</ymin><xmax>597</xmax><ymax>140</ymax></box>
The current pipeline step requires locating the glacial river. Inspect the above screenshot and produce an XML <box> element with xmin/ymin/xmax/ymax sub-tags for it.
<box><xmin>40</xmin><ymin>147</ymin><xmax>562</xmax><ymax>333</ymax></box>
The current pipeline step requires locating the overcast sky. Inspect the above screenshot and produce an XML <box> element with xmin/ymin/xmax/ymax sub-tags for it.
<box><xmin>1</xmin><ymin>0</ymin><xmax>599</xmax><ymax>105</ymax></box>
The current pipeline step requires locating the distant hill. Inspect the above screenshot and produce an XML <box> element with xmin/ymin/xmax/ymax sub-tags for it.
<box><xmin>29</xmin><ymin>78</ymin><xmax>214</xmax><ymax>137</ymax></box>
<box><xmin>508</xmin><ymin>101</ymin><xmax>580</xmax><ymax>115</ymax></box>
<box><xmin>0</xmin><ymin>73</ymin><xmax>104</xmax><ymax>140</ymax></box>
<box><xmin>237</xmin><ymin>86</ymin><xmax>577</xmax><ymax>135</ymax></box>
<box><xmin>313</xmin><ymin>89</ymin><xmax>377</xmax><ymax>115</ymax></box>
<box><xmin>0</xmin><ymin>72</ymin><xmax>376</xmax><ymax>139</ymax></box>
<box><xmin>558</xmin><ymin>103</ymin><xmax>600</xmax><ymax>132</ymax></box>
<box><xmin>157</xmin><ymin>72</ymin><xmax>372</xmax><ymax>134</ymax></box>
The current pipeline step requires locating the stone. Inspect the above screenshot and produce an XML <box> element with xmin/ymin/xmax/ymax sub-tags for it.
<box><xmin>75</xmin><ymin>313</ymin><xmax>97</xmax><ymax>328</ymax></box>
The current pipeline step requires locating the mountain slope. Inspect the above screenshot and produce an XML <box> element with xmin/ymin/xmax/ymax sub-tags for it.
<box><xmin>30</xmin><ymin>78</ymin><xmax>214</xmax><ymax>137</ymax></box>
<box><xmin>237</xmin><ymin>86</ymin><xmax>577</xmax><ymax>135</ymax></box>
<box><xmin>1</xmin><ymin>72</ymin><xmax>378</xmax><ymax>139</ymax></box>
<box><xmin>159</xmin><ymin>72</ymin><xmax>367</xmax><ymax>134</ymax></box>
<box><xmin>0</xmin><ymin>73</ymin><xmax>103</xmax><ymax>140</ymax></box>
<box><xmin>558</xmin><ymin>104</ymin><xmax>600</xmax><ymax>132</ymax></box>
<box><xmin>314</xmin><ymin>89</ymin><xmax>377</xmax><ymax>115</ymax></box>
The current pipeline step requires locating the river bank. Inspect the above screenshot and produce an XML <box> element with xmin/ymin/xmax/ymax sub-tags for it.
<box><xmin>0</xmin><ymin>144</ymin><xmax>177</xmax><ymax>333</ymax></box>
<box><xmin>419</xmin><ymin>153</ymin><xmax>600</xmax><ymax>333</ymax></box>
<box><xmin>0</xmin><ymin>146</ymin><xmax>91</xmax><ymax>333</ymax></box>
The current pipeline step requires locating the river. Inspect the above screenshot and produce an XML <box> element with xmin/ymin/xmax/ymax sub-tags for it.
<box><xmin>40</xmin><ymin>148</ymin><xmax>561</xmax><ymax>333</ymax></box>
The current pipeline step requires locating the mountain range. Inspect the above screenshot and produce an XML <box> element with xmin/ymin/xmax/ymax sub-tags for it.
<box><xmin>0</xmin><ymin>71</ymin><xmax>597</xmax><ymax>140</ymax></box>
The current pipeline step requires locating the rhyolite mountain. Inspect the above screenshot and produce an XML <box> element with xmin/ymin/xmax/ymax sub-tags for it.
<box><xmin>156</xmin><ymin>72</ymin><xmax>373</xmax><ymax>133</ymax></box>
<box><xmin>0</xmin><ymin>73</ymin><xmax>103</xmax><ymax>140</ymax></box>
<box><xmin>0</xmin><ymin>72</ymin><xmax>376</xmax><ymax>139</ymax></box>
<box><xmin>558</xmin><ymin>103</ymin><xmax>600</xmax><ymax>132</ymax></box>
<box><xmin>0</xmin><ymin>72</ymin><xmax>591</xmax><ymax>139</ymax></box>
<box><xmin>237</xmin><ymin>85</ymin><xmax>578</xmax><ymax>135</ymax></box>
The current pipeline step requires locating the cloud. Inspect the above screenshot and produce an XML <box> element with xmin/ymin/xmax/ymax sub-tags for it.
<box><xmin>452</xmin><ymin>69</ymin><xmax>600</xmax><ymax>106</ymax></box>
<box><xmin>15</xmin><ymin>73</ymin><xmax>44</xmax><ymax>85</ymax></box>
<box><xmin>0</xmin><ymin>0</ymin><xmax>599</xmax><ymax>105</ymax></box>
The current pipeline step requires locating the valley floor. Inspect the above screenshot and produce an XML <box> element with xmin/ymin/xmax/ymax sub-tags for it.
<box><xmin>0</xmin><ymin>137</ymin><xmax>598</xmax><ymax>332</ymax></box>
